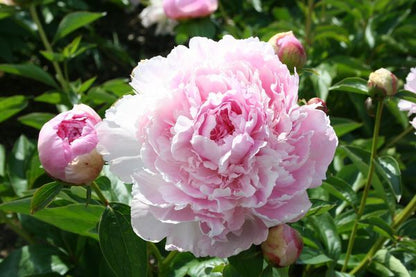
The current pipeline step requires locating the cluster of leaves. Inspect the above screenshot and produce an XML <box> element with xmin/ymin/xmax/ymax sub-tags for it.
<box><xmin>0</xmin><ymin>0</ymin><xmax>416</xmax><ymax>276</ymax></box>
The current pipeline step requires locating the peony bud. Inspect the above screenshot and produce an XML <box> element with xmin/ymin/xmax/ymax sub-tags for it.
<box><xmin>261</xmin><ymin>224</ymin><xmax>303</xmax><ymax>267</ymax></box>
<box><xmin>163</xmin><ymin>0</ymin><xmax>218</xmax><ymax>20</ymax></box>
<box><xmin>268</xmin><ymin>31</ymin><xmax>307</xmax><ymax>71</ymax></box>
<box><xmin>368</xmin><ymin>68</ymin><xmax>398</xmax><ymax>97</ymax></box>
<box><xmin>307</xmin><ymin>97</ymin><xmax>328</xmax><ymax>114</ymax></box>
<box><xmin>38</xmin><ymin>104</ymin><xmax>104</xmax><ymax>185</ymax></box>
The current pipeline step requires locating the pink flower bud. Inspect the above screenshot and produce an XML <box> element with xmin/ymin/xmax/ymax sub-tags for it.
<box><xmin>163</xmin><ymin>0</ymin><xmax>218</xmax><ymax>20</ymax></box>
<box><xmin>268</xmin><ymin>31</ymin><xmax>307</xmax><ymax>71</ymax></box>
<box><xmin>368</xmin><ymin>68</ymin><xmax>398</xmax><ymax>97</ymax></box>
<box><xmin>307</xmin><ymin>97</ymin><xmax>328</xmax><ymax>114</ymax></box>
<box><xmin>261</xmin><ymin>224</ymin><xmax>303</xmax><ymax>267</ymax></box>
<box><xmin>38</xmin><ymin>104</ymin><xmax>104</xmax><ymax>185</ymax></box>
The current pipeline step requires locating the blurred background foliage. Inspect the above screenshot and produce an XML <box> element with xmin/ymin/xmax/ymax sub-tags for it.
<box><xmin>0</xmin><ymin>0</ymin><xmax>415</xmax><ymax>276</ymax></box>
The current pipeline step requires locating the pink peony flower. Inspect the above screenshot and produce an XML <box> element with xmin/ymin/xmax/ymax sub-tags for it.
<box><xmin>163</xmin><ymin>0</ymin><xmax>218</xmax><ymax>20</ymax></box>
<box><xmin>97</xmin><ymin>36</ymin><xmax>337</xmax><ymax>257</ymax></box>
<box><xmin>38</xmin><ymin>104</ymin><xmax>103</xmax><ymax>185</ymax></box>
<box><xmin>398</xmin><ymin>67</ymin><xmax>416</xmax><ymax>114</ymax></box>
<box><xmin>261</xmin><ymin>224</ymin><xmax>303</xmax><ymax>267</ymax></box>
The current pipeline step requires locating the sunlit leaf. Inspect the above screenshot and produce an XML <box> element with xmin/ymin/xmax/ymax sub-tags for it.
<box><xmin>53</xmin><ymin>12</ymin><xmax>105</xmax><ymax>42</ymax></box>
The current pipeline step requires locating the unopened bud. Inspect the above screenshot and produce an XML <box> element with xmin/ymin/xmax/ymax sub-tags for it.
<box><xmin>368</xmin><ymin>68</ymin><xmax>398</xmax><ymax>97</ymax></box>
<box><xmin>307</xmin><ymin>97</ymin><xmax>328</xmax><ymax>114</ymax></box>
<box><xmin>261</xmin><ymin>224</ymin><xmax>303</xmax><ymax>267</ymax></box>
<box><xmin>268</xmin><ymin>31</ymin><xmax>307</xmax><ymax>71</ymax></box>
<box><xmin>38</xmin><ymin>104</ymin><xmax>104</xmax><ymax>185</ymax></box>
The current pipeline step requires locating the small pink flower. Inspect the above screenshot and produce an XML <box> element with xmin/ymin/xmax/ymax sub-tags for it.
<box><xmin>261</xmin><ymin>224</ymin><xmax>303</xmax><ymax>267</ymax></box>
<box><xmin>268</xmin><ymin>31</ymin><xmax>307</xmax><ymax>71</ymax></box>
<box><xmin>38</xmin><ymin>104</ymin><xmax>103</xmax><ymax>185</ymax></box>
<box><xmin>398</xmin><ymin>67</ymin><xmax>416</xmax><ymax>114</ymax></box>
<box><xmin>163</xmin><ymin>0</ymin><xmax>218</xmax><ymax>20</ymax></box>
<box><xmin>98</xmin><ymin>36</ymin><xmax>337</xmax><ymax>258</ymax></box>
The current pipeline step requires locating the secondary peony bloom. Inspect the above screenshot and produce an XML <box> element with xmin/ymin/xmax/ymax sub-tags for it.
<box><xmin>97</xmin><ymin>36</ymin><xmax>337</xmax><ymax>257</ymax></box>
<box><xmin>398</xmin><ymin>67</ymin><xmax>416</xmax><ymax>114</ymax></box>
<box><xmin>268</xmin><ymin>31</ymin><xmax>307</xmax><ymax>71</ymax></box>
<box><xmin>140</xmin><ymin>0</ymin><xmax>177</xmax><ymax>35</ymax></box>
<box><xmin>163</xmin><ymin>0</ymin><xmax>218</xmax><ymax>20</ymax></box>
<box><xmin>38</xmin><ymin>104</ymin><xmax>103</xmax><ymax>185</ymax></box>
<box><xmin>261</xmin><ymin>224</ymin><xmax>303</xmax><ymax>267</ymax></box>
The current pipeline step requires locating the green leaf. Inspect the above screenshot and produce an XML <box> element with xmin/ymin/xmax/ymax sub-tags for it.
<box><xmin>306</xmin><ymin>199</ymin><xmax>336</xmax><ymax>217</ymax></box>
<box><xmin>26</xmin><ymin>152</ymin><xmax>44</xmax><ymax>189</ymax></box>
<box><xmin>34</xmin><ymin>91</ymin><xmax>63</xmax><ymax>104</ymax></box>
<box><xmin>0</xmin><ymin>63</ymin><xmax>58</xmax><ymax>88</ymax></box>
<box><xmin>396</xmin><ymin>90</ymin><xmax>416</xmax><ymax>104</ymax></box>
<box><xmin>331</xmin><ymin>117</ymin><xmax>362</xmax><ymax>137</ymax></box>
<box><xmin>0</xmin><ymin>245</ymin><xmax>68</xmax><ymax>277</ymax></box>
<box><xmin>78</xmin><ymin>77</ymin><xmax>97</xmax><ymax>94</ymax></box>
<box><xmin>329</xmin><ymin>77</ymin><xmax>369</xmax><ymax>95</ymax></box>
<box><xmin>0</xmin><ymin>95</ymin><xmax>28</xmax><ymax>123</ymax></box>
<box><xmin>18</xmin><ymin>112</ymin><xmax>55</xmax><ymax>129</ymax></box>
<box><xmin>7</xmin><ymin>135</ymin><xmax>35</xmax><ymax>196</ymax></box>
<box><xmin>369</xmin><ymin>249</ymin><xmax>410</xmax><ymax>277</ymax></box>
<box><xmin>322</xmin><ymin>176</ymin><xmax>358</xmax><ymax>207</ymax></box>
<box><xmin>309</xmin><ymin>213</ymin><xmax>341</xmax><ymax>260</ymax></box>
<box><xmin>178</xmin><ymin>258</ymin><xmax>226</xmax><ymax>277</ymax></box>
<box><xmin>62</xmin><ymin>36</ymin><xmax>82</xmax><ymax>58</ymax></box>
<box><xmin>375</xmin><ymin>156</ymin><xmax>401</xmax><ymax>202</ymax></box>
<box><xmin>98</xmin><ymin>203</ymin><xmax>147</xmax><ymax>277</ymax></box>
<box><xmin>40</xmin><ymin>50</ymin><xmax>66</xmax><ymax>62</ymax></box>
<box><xmin>249</xmin><ymin>0</ymin><xmax>262</xmax><ymax>12</ymax></box>
<box><xmin>227</xmin><ymin>246</ymin><xmax>263</xmax><ymax>277</ymax></box>
<box><xmin>0</xmin><ymin>198</ymin><xmax>104</xmax><ymax>239</ymax></box>
<box><xmin>310</xmin><ymin>63</ymin><xmax>336</xmax><ymax>101</ymax></box>
<box><xmin>31</xmin><ymin>182</ymin><xmax>64</xmax><ymax>214</ymax></box>
<box><xmin>360</xmin><ymin>217</ymin><xmax>394</xmax><ymax>239</ymax></box>
<box><xmin>299</xmin><ymin>247</ymin><xmax>333</xmax><ymax>264</ymax></box>
<box><xmin>101</xmin><ymin>78</ymin><xmax>131</xmax><ymax>96</ymax></box>
<box><xmin>53</xmin><ymin>12</ymin><xmax>105</xmax><ymax>42</ymax></box>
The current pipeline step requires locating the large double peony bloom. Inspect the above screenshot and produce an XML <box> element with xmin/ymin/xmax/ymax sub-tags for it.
<box><xmin>97</xmin><ymin>36</ymin><xmax>338</xmax><ymax>257</ymax></box>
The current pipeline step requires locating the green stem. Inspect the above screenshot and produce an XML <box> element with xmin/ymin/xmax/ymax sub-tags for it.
<box><xmin>342</xmin><ymin>100</ymin><xmax>384</xmax><ymax>272</ymax></box>
<box><xmin>0</xmin><ymin>210</ymin><xmax>35</xmax><ymax>244</ymax></box>
<box><xmin>305</xmin><ymin>0</ymin><xmax>314</xmax><ymax>48</ymax></box>
<box><xmin>29</xmin><ymin>4</ymin><xmax>69</xmax><ymax>93</ymax></box>
<box><xmin>147</xmin><ymin>242</ymin><xmax>163</xmax><ymax>264</ymax></box>
<box><xmin>382</xmin><ymin>125</ymin><xmax>414</xmax><ymax>153</ymax></box>
<box><xmin>161</xmin><ymin>250</ymin><xmax>179</xmax><ymax>268</ymax></box>
<box><xmin>90</xmin><ymin>181</ymin><xmax>109</xmax><ymax>206</ymax></box>
<box><xmin>349</xmin><ymin>194</ymin><xmax>416</xmax><ymax>274</ymax></box>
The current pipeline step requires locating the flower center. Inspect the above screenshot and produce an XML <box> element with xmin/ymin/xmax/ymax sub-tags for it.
<box><xmin>57</xmin><ymin>116</ymin><xmax>88</xmax><ymax>144</ymax></box>
<box><xmin>210</xmin><ymin>109</ymin><xmax>235</xmax><ymax>142</ymax></box>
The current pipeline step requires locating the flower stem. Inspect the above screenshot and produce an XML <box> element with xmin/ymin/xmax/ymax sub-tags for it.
<box><xmin>349</xmin><ymin>194</ymin><xmax>416</xmax><ymax>274</ymax></box>
<box><xmin>161</xmin><ymin>250</ymin><xmax>179</xmax><ymax>268</ymax></box>
<box><xmin>90</xmin><ymin>181</ymin><xmax>109</xmax><ymax>206</ymax></box>
<box><xmin>342</xmin><ymin>99</ymin><xmax>384</xmax><ymax>272</ymax></box>
<box><xmin>29</xmin><ymin>4</ymin><xmax>70</xmax><ymax>94</ymax></box>
<box><xmin>0</xmin><ymin>210</ymin><xmax>35</xmax><ymax>244</ymax></box>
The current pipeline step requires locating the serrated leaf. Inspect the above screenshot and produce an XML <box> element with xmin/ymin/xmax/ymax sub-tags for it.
<box><xmin>31</xmin><ymin>182</ymin><xmax>64</xmax><ymax>214</ymax></box>
<box><xmin>53</xmin><ymin>12</ymin><xmax>105</xmax><ymax>42</ymax></box>
<box><xmin>98</xmin><ymin>203</ymin><xmax>147</xmax><ymax>277</ymax></box>
<box><xmin>0</xmin><ymin>63</ymin><xmax>58</xmax><ymax>88</ymax></box>
<box><xmin>331</xmin><ymin>117</ymin><xmax>362</xmax><ymax>137</ymax></box>
<box><xmin>0</xmin><ymin>95</ymin><xmax>28</xmax><ymax>123</ymax></box>
<box><xmin>329</xmin><ymin>77</ymin><xmax>369</xmax><ymax>95</ymax></box>
<box><xmin>18</xmin><ymin>112</ymin><xmax>55</xmax><ymax>129</ymax></box>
